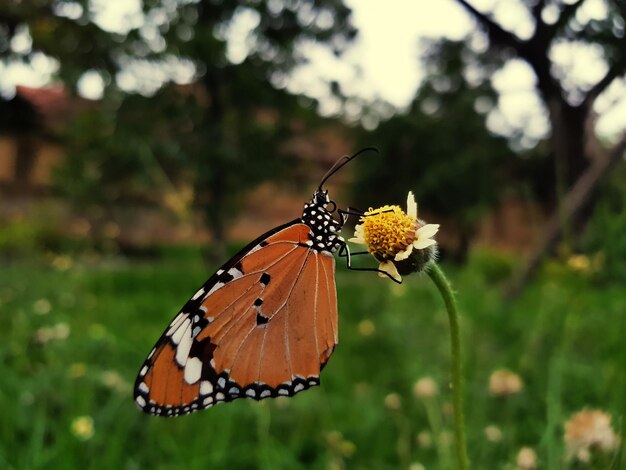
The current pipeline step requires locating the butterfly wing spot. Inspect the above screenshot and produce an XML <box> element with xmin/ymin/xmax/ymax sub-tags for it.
<box><xmin>184</xmin><ymin>357</ymin><xmax>202</xmax><ymax>384</ymax></box>
<box><xmin>192</xmin><ymin>288</ymin><xmax>205</xmax><ymax>301</ymax></box>
<box><xmin>175</xmin><ymin>328</ymin><xmax>193</xmax><ymax>366</ymax></box>
<box><xmin>259</xmin><ymin>272</ymin><xmax>271</xmax><ymax>287</ymax></box>
<box><xmin>256</xmin><ymin>312</ymin><xmax>269</xmax><ymax>327</ymax></box>
<box><xmin>166</xmin><ymin>313</ymin><xmax>187</xmax><ymax>336</ymax></box>
<box><xmin>170</xmin><ymin>318</ymin><xmax>191</xmax><ymax>345</ymax></box>
<box><xmin>216</xmin><ymin>264</ymin><xmax>244</xmax><ymax>284</ymax></box>
<box><xmin>206</xmin><ymin>282</ymin><xmax>224</xmax><ymax>296</ymax></box>
<box><xmin>204</xmin><ymin>266</ymin><xmax>245</xmax><ymax>297</ymax></box>
<box><xmin>199</xmin><ymin>380</ymin><xmax>213</xmax><ymax>396</ymax></box>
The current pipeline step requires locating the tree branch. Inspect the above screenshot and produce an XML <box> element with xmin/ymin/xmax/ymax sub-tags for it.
<box><xmin>531</xmin><ymin>0</ymin><xmax>548</xmax><ymax>22</ymax></box>
<box><xmin>582</xmin><ymin>63</ymin><xmax>625</xmax><ymax>109</ymax></box>
<box><xmin>543</xmin><ymin>0</ymin><xmax>587</xmax><ymax>39</ymax></box>
<box><xmin>504</xmin><ymin>134</ymin><xmax>626</xmax><ymax>300</ymax></box>
<box><xmin>454</xmin><ymin>0</ymin><xmax>522</xmax><ymax>49</ymax></box>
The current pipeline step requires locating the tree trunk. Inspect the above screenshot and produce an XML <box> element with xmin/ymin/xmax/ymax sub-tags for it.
<box><xmin>14</xmin><ymin>134</ymin><xmax>38</xmax><ymax>193</ymax></box>
<box><xmin>547</xmin><ymin>98</ymin><xmax>589</xmax><ymax>190</ymax></box>
<box><xmin>205</xmin><ymin>166</ymin><xmax>228</xmax><ymax>266</ymax></box>
<box><xmin>196</xmin><ymin>0</ymin><xmax>230</xmax><ymax>265</ymax></box>
<box><xmin>504</xmin><ymin>135</ymin><xmax>626</xmax><ymax>300</ymax></box>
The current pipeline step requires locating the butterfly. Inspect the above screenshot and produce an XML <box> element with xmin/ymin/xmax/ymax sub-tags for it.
<box><xmin>134</xmin><ymin>149</ymin><xmax>379</xmax><ymax>416</ymax></box>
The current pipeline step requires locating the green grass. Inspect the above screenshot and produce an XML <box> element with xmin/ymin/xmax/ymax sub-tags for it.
<box><xmin>0</xmin><ymin>251</ymin><xmax>624</xmax><ymax>469</ymax></box>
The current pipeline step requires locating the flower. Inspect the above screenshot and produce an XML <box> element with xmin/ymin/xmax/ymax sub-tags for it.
<box><xmin>384</xmin><ymin>392</ymin><xmax>402</xmax><ymax>410</ymax></box>
<box><xmin>35</xmin><ymin>323</ymin><xmax>71</xmax><ymax>344</ymax></box>
<box><xmin>33</xmin><ymin>298</ymin><xmax>51</xmax><ymax>315</ymax></box>
<box><xmin>68</xmin><ymin>362</ymin><xmax>88</xmax><ymax>378</ymax></box>
<box><xmin>484</xmin><ymin>425</ymin><xmax>503</xmax><ymax>443</ymax></box>
<box><xmin>564</xmin><ymin>409</ymin><xmax>620</xmax><ymax>462</ymax></box>
<box><xmin>567</xmin><ymin>254</ymin><xmax>591</xmax><ymax>273</ymax></box>
<box><xmin>101</xmin><ymin>370</ymin><xmax>131</xmax><ymax>394</ymax></box>
<box><xmin>413</xmin><ymin>377</ymin><xmax>438</xmax><ymax>399</ymax></box>
<box><xmin>416</xmin><ymin>431</ymin><xmax>433</xmax><ymax>448</ymax></box>
<box><xmin>357</xmin><ymin>319</ymin><xmax>376</xmax><ymax>337</ymax></box>
<box><xmin>349</xmin><ymin>192</ymin><xmax>439</xmax><ymax>282</ymax></box>
<box><xmin>324</xmin><ymin>430</ymin><xmax>357</xmax><ymax>458</ymax></box>
<box><xmin>516</xmin><ymin>447</ymin><xmax>538</xmax><ymax>469</ymax></box>
<box><xmin>488</xmin><ymin>368</ymin><xmax>523</xmax><ymax>397</ymax></box>
<box><xmin>71</xmin><ymin>416</ymin><xmax>95</xmax><ymax>440</ymax></box>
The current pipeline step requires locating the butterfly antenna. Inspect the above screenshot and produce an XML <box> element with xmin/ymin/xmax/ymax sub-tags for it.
<box><xmin>318</xmin><ymin>147</ymin><xmax>379</xmax><ymax>191</ymax></box>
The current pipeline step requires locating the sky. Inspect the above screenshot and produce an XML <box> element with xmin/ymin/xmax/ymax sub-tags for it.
<box><xmin>1</xmin><ymin>0</ymin><xmax>625</xmax><ymax>143</ymax></box>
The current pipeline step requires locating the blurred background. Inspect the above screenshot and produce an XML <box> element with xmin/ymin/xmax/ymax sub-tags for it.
<box><xmin>1</xmin><ymin>0</ymin><xmax>625</xmax><ymax>468</ymax></box>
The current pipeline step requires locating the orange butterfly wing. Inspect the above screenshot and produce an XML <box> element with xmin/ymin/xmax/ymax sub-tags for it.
<box><xmin>134</xmin><ymin>222</ymin><xmax>339</xmax><ymax>416</ymax></box>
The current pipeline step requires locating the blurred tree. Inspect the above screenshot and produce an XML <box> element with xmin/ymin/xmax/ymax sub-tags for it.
<box><xmin>0</xmin><ymin>0</ymin><xmax>150</xmax><ymax>193</ymax></box>
<box><xmin>450</xmin><ymin>0</ymin><xmax>626</xmax><ymax>296</ymax></box>
<box><xmin>353</xmin><ymin>40</ymin><xmax>510</xmax><ymax>262</ymax></box>
<box><xmin>1</xmin><ymin>1</ymin><xmax>357</xmax><ymax>260</ymax></box>
<box><xmin>0</xmin><ymin>1</ymin><xmax>148</xmax><ymax>98</ymax></box>
<box><xmin>156</xmin><ymin>0</ymin><xmax>356</xmax><ymax>260</ymax></box>
<box><xmin>456</xmin><ymin>0</ymin><xmax>625</xmax><ymax>188</ymax></box>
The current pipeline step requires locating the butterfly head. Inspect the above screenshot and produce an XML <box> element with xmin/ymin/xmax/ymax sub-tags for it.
<box><xmin>302</xmin><ymin>148</ymin><xmax>378</xmax><ymax>254</ymax></box>
<box><xmin>312</xmin><ymin>189</ymin><xmax>332</xmax><ymax>208</ymax></box>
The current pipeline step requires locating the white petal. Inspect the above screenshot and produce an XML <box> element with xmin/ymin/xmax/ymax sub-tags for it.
<box><xmin>406</xmin><ymin>191</ymin><xmax>417</xmax><ymax>219</ymax></box>
<box><xmin>394</xmin><ymin>244</ymin><xmax>413</xmax><ymax>261</ymax></box>
<box><xmin>377</xmin><ymin>261</ymin><xmax>402</xmax><ymax>282</ymax></box>
<box><xmin>348</xmin><ymin>236</ymin><xmax>366</xmax><ymax>245</ymax></box>
<box><xmin>414</xmin><ymin>238</ymin><xmax>437</xmax><ymax>249</ymax></box>
<box><xmin>417</xmin><ymin>224</ymin><xmax>439</xmax><ymax>239</ymax></box>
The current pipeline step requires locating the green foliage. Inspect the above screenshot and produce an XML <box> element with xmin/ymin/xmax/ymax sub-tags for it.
<box><xmin>2</xmin><ymin>0</ymin><xmax>357</xmax><ymax>259</ymax></box>
<box><xmin>56</xmin><ymin>88</ymin><xmax>204</xmax><ymax>207</ymax></box>
<box><xmin>0</xmin><ymin>254</ymin><xmax>623</xmax><ymax>468</ymax></box>
<box><xmin>0</xmin><ymin>204</ymin><xmax>86</xmax><ymax>257</ymax></box>
<box><xmin>0</xmin><ymin>218</ymin><xmax>44</xmax><ymax>255</ymax></box>
<box><xmin>467</xmin><ymin>247</ymin><xmax>518</xmax><ymax>284</ymax></box>
<box><xmin>15</xmin><ymin>0</ymin><xmax>358</xmax><ymax>260</ymax></box>
<box><xmin>582</xmin><ymin>165</ymin><xmax>626</xmax><ymax>282</ymax></box>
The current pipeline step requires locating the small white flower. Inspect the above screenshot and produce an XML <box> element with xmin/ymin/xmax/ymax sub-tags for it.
<box><xmin>349</xmin><ymin>192</ymin><xmax>439</xmax><ymax>282</ymax></box>
<box><xmin>564</xmin><ymin>409</ymin><xmax>620</xmax><ymax>462</ymax></box>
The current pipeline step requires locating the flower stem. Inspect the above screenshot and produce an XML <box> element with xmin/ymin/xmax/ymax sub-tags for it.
<box><xmin>427</xmin><ymin>263</ymin><xmax>469</xmax><ymax>470</ymax></box>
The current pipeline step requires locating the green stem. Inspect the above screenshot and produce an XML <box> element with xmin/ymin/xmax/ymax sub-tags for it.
<box><xmin>427</xmin><ymin>263</ymin><xmax>469</xmax><ymax>470</ymax></box>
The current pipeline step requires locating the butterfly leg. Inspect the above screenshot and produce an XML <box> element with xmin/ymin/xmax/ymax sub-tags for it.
<box><xmin>338</xmin><ymin>206</ymin><xmax>397</xmax><ymax>225</ymax></box>
<box><xmin>337</xmin><ymin>207</ymin><xmax>365</xmax><ymax>223</ymax></box>
<box><xmin>337</xmin><ymin>242</ymin><xmax>402</xmax><ymax>284</ymax></box>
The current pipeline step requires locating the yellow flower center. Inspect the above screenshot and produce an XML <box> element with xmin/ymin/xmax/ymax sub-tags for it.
<box><xmin>361</xmin><ymin>205</ymin><xmax>417</xmax><ymax>259</ymax></box>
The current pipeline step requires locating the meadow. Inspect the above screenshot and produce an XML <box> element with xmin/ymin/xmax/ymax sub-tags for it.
<box><xmin>1</xmin><ymin>248</ymin><xmax>624</xmax><ymax>469</ymax></box>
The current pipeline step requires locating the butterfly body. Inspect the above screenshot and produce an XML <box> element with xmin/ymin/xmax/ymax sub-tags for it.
<box><xmin>134</xmin><ymin>190</ymin><xmax>345</xmax><ymax>416</ymax></box>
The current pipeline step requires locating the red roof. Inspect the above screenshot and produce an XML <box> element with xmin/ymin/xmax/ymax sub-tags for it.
<box><xmin>15</xmin><ymin>85</ymin><xmax>82</xmax><ymax>130</ymax></box>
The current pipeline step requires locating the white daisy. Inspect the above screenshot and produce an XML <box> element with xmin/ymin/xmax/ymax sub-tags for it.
<box><xmin>349</xmin><ymin>192</ymin><xmax>439</xmax><ymax>282</ymax></box>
